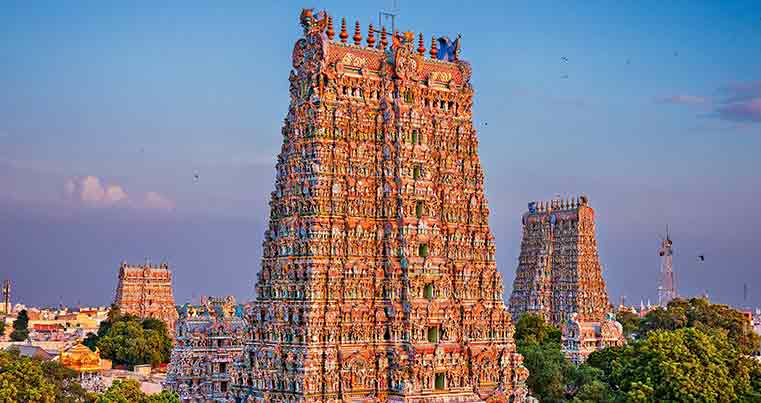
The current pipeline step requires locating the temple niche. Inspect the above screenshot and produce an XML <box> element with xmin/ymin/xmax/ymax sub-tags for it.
<box><xmin>164</xmin><ymin>296</ymin><xmax>247</xmax><ymax>402</ymax></box>
<box><xmin>230</xmin><ymin>9</ymin><xmax>529</xmax><ymax>403</ymax></box>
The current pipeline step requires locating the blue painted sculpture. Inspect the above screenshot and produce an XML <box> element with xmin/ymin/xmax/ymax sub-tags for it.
<box><xmin>437</xmin><ymin>34</ymin><xmax>461</xmax><ymax>62</ymax></box>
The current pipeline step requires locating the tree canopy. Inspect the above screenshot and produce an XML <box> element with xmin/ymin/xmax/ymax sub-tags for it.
<box><xmin>95</xmin><ymin>379</ymin><xmax>178</xmax><ymax>403</ymax></box>
<box><xmin>10</xmin><ymin>309</ymin><xmax>30</xmax><ymax>341</ymax></box>
<box><xmin>587</xmin><ymin>327</ymin><xmax>761</xmax><ymax>401</ymax></box>
<box><xmin>90</xmin><ymin>307</ymin><xmax>173</xmax><ymax>369</ymax></box>
<box><xmin>0</xmin><ymin>348</ymin><xmax>89</xmax><ymax>402</ymax></box>
<box><xmin>639</xmin><ymin>297</ymin><xmax>760</xmax><ymax>354</ymax></box>
<box><xmin>513</xmin><ymin>313</ymin><xmax>611</xmax><ymax>402</ymax></box>
<box><xmin>614</xmin><ymin>310</ymin><xmax>641</xmax><ymax>339</ymax></box>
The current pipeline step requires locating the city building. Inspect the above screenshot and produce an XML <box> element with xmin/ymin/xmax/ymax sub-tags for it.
<box><xmin>561</xmin><ymin>313</ymin><xmax>625</xmax><ymax>365</ymax></box>
<box><xmin>164</xmin><ymin>296</ymin><xmax>246</xmax><ymax>402</ymax></box>
<box><xmin>509</xmin><ymin>196</ymin><xmax>612</xmax><ymax>325</ymax></box>
<box><xmin>113</xmin><ymin>261</ymin><xmax>178</xmax><ymax>332</ymax></box>
<box><xmin>232</xmin><ymin>9</ymin><xmax>529</xmax><ymax>402</ymax></box>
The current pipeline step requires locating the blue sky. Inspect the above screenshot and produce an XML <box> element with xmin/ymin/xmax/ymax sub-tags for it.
<box><xmin>1</xmin><ymin>1</ymin><xmax>760</xmax><ymax>309</ymax></box>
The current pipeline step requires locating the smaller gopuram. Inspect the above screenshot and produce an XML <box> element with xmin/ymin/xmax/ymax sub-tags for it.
<box><xmin>164</xmin><ymin>296</ymin><xmax>247</xmax><ymax>402</ymax></box>
<box><xmin>509</xmin><ymin>196</ymin><xmax>611</xmax><ymax>325</ymax></box>
<box><xmin>60</xmin><ymin>343</ymin><xmax>103</xmax><ymax>373</ymax></box>
<box><xmin>561</xmin><ymin>313</ymin><xmax>624</xmax><ymax>364</ymax></box>
<box><xmin>113</xmin><ymin>261</ymin><xmax>178</xmax><ymax>332</ymax></box>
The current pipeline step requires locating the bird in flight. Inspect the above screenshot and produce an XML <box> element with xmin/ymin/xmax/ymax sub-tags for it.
<box><xmin>626</xmin><ymin>58</ymin><xmax>631</xmax><ymax>65</ymax></box>
<box><xmin>193</xmin><ymin>172</ymin><xmax>199</xmax><ymax>182</ymax></box>
<box><xmin>561</xmin><ymin>56</ymin><xmax>569</xmax><ymax>62</ymax></box>
<box><xmin>561</xmin><ymin>74</ymin><xmax>569</xmax><ymax>79</ymax></box>
<box><xmin>673</xmin><ymin>51</ymin><xmax>679</xmax><ymax>56</ymax></box>
<box><xmin>698</xmin><ymin>255</ymin><xmax>705</xmax><ymax>261</ymax></box>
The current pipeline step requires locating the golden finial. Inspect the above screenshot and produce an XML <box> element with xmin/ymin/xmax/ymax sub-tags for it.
<box><xmin>340</xmin><ymin>18</ymin><xmax>348</xmax><ymax>43</ymax></box>
<box><xmin>326</xmin><ymin>15</ymin><xmax>335</xmax><ymax>41</ymax></box>
<box><xmin>353</xmin><ymin>20</ymin><xmax>362</xmax><ymax>45</ymax></box>
<box><xmin>367</xmin><ymin>23</ymin><xmax>375</xmax><ymax>47</ymax></box>
<box><xmin>430</xmin><ymin>36</ymin><xmax>438</xmax><ymax>59</ymax></box>
<box><xmin>417</xmin><ymin>33</ymin><xmax>425</xmax><ymax>56</ymax></box>
<box><xmin>380</xmin><ymin>26</ymin><xmax>388</xmax><ymax>49</ymax></box>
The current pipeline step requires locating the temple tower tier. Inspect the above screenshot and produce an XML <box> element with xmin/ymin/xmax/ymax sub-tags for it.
<box><xmin>231</xmin><ymin>9</ymin><xmax>529</xmax><ymax>402</ymax></box>
<box><xmin>509</xmin><ymin>196</ymin><xmax>611</xmax><ymax>325</ymax></box>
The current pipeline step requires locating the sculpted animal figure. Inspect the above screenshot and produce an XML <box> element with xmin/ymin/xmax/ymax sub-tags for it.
<box><xmin>437</xmin><ymin>34</ymin><xmax>462</xmax><ymax>61</ymax></box>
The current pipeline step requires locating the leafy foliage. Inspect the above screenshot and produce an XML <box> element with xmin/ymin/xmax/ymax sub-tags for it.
<box><xmin>94</xmin><ymin>379</ymin><xmax>179</xmax><ymax>403</ymax></box>
<box><xmin>10</xmin><ymin>309</ymin><xmax>30</xmax><ymax>341</ymax></box>
<box><xmin>0</xmin><ymin>348</ymin><xmax>90</xmax><ymax>402</ymax></box>
<box><xmin>514</xmin><ymin>314</ymin><xmax>610</xmax><ymax>402</ymax></box>
<box><xmin>614</xmin><ymin>310</ymin><xmax>641</xmax><ymax>338</ymax></box>
<box><xmin>0</xmin><ymin>317</ymin><xmax>5</xmax><ymax>336</ymax></box>
<box><xmin>587</xmin><ymin>327</ymin><xmax>761</xmax><ymax>401</ymax></box>
<box><xmin>94</xmin><ymin>312</ymin><xmax>173</xmax><ymax>369</ymax></box>
<box><xmin>514</xmin><ymin>313</ymin><xmax>561</xmax><ymax>346</ymax></box>
<box><xmin>639</xmin><ymin>297</ymin><xmax>760</xmax><ymax>354</ymax></box>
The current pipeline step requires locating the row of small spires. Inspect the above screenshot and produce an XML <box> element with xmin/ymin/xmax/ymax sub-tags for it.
<box><xmin>530</xmin><ymin>196</ymin><xmax>588</xmax><ymax>212</ymax></box>
<box><xmin>325</xmin><ymin>15</ymin><xmax>443</xmax><ymax>58</ymax></box>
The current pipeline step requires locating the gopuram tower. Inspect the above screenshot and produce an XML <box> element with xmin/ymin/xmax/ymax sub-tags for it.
<box><xmin>233</xmin><ymin>9</ymin><xmax>528</xmax><ymax>403</ymax></box>
<box><xmin>509</xmin><ymin>196</ymin><xmax>610</xmax><ymax>325</ymax></box>
<box><xmin>113</xmin><ymin>261</ymin><xmax>179</xmax><ymax>333</ymax></box>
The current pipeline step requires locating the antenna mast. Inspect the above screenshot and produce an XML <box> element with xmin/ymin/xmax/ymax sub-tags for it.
<box><xmin>657</xmin><ymin>226</ymin><xmax>676</xmax><ymax>306</ymax></box>
<box><xmin>2</xmin><ymin>280</ymin><xmax>9</xmax><ymax>314</ymax></box>
<box><xmin>378</xmin><ymin>0</ymin><xmax>399</xmax><ymax>33</ymax></box>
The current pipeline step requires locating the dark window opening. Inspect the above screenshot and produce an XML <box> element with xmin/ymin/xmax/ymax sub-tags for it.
<box><xmin>424</xmin><ymin>283</ymin><xmax>434</xmax><ymax>300</ymax></box>
<box><xmin>413</xmin><ymin>165</ymin><xmax>421</xmax><ymax>180</ymax></box>
<box><xmin>435</xmin><ymin>373</ymin><xmax>445</xmax><ymax>390</ymax></box>
<box><xmin>427</xmin><ymin>326</ymin><xmax>439</xmax><ymax>343</ymax></box>
<box><xmin>416</xmin><ymin>200</ymin><xmax>424</xmax><ymax>218</ymax></box>
<box><xmin>419</xmin><ymin>244</ymin><xmax>429</xmax><ymax>257</ymax></box>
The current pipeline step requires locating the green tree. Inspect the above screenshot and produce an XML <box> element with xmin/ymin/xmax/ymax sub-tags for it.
<box><xmin>640</xmin><ymin>297</ymin><xmax>761</xmax><ymax>354</ymax></box>
<box><xmin>587</xmin><ymin>327</ymin><xmax>761</xmax><ymax>401</ymax></box>
<box><xmin>519</xmin><ymin>341</ymin><xmax>567</xmax><ymax>402</ymax></box>
<box><xmin>514</xmin><ymin>314</ymin><xmax>610</xmax><ymax>402</ymax></box>
<box><xmin>615</xmin><ymin>310</ymin><xmax>641</xmax><ymax>338</ymax></box>
<box><xmin>10</xmin><ymin>309</ymin><xmax>29</xmax><ymax>341</ymax></box>
<box><xmin>0</xmin><ymin>349</ymin><xmax>82</xmax><ymax>402</ymax></box>
<box><xmin>94</xmin><ymin>379</ymin><xmax>179</xmax><ymax>403</ymax></box>
<box><xmin>96</xmin><ymin>315</ymin><xmax>172</xmax><ymax>369</ymax></box>
<box><xmin>514</xmin><ymin>313</ymin><xmax>561</xmax><ymax>347</ymax></box>
<box><xmin>85</xmin><ymin>304</ymin><xmax>122</xmax><ymax>352</ymax></box>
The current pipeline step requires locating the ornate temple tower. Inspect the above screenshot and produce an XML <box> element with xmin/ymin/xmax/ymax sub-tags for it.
<box><xmin>509</xmin><ymin>196</ymin><xmax>611</xmax><ymax>325</ymax></box>
<box><xmin>113</xmin><ymin>261</ymin><xmax>179</xmax><ymax>332</ymax></box>
<box><xmin>233</xmin><ymin>9</ymin><xmax>528</xmax><ymax>402</ymax></box>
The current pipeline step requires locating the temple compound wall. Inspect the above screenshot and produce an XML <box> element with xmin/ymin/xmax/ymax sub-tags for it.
<box><xmin>509</xmin><ymin>196</ymin><xmax>611</xmax><ymax>326</ymax></box>
<box><xmin>231</xmin><ymin>9</ymin><xmax>529</xmax><ymax>403</ymax></box>
<box><xmin>165</xmin><ymin>296</ymin><xmax>247</xmax><ymax>402</ymax></box>
<box><xmin>113</xmin><ymin>261</ymin><xmax>179</xmax><ymax>333</ymax></box>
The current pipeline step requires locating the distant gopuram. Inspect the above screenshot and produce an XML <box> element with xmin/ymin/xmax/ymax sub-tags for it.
<box><xmin>509</xmin><ymin>196</ymin><xmax>611</xmax><ymax>325</ymax></box>
<box><xmin>113</xmin><ymin>261</ymin><xmax>178</xmax><ymax>332</ymax></box>
<box><xmin>233</xmin><ymin>9</ymin><xmax>529</xmax><ymax>402</ymax></box>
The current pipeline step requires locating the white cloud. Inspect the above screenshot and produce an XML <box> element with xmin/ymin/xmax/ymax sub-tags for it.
<box><xmin>104</xmin><ymin>185</ymin><xmax>128</xmax><ymax>203</ymax></box>
<box><xmin>80</xmin><ymin>176</ymin><xmax>106</xmax><ymax>204</ymax></box>
<box><xmin>63</xmin><ymin>176</ymin><xmax>174</xmax><ymax>211</ymax></box>
<box><xmin>143</xmin><ymin>191</ymin><xmax>175</xmax><ymax>211</ymax></box>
